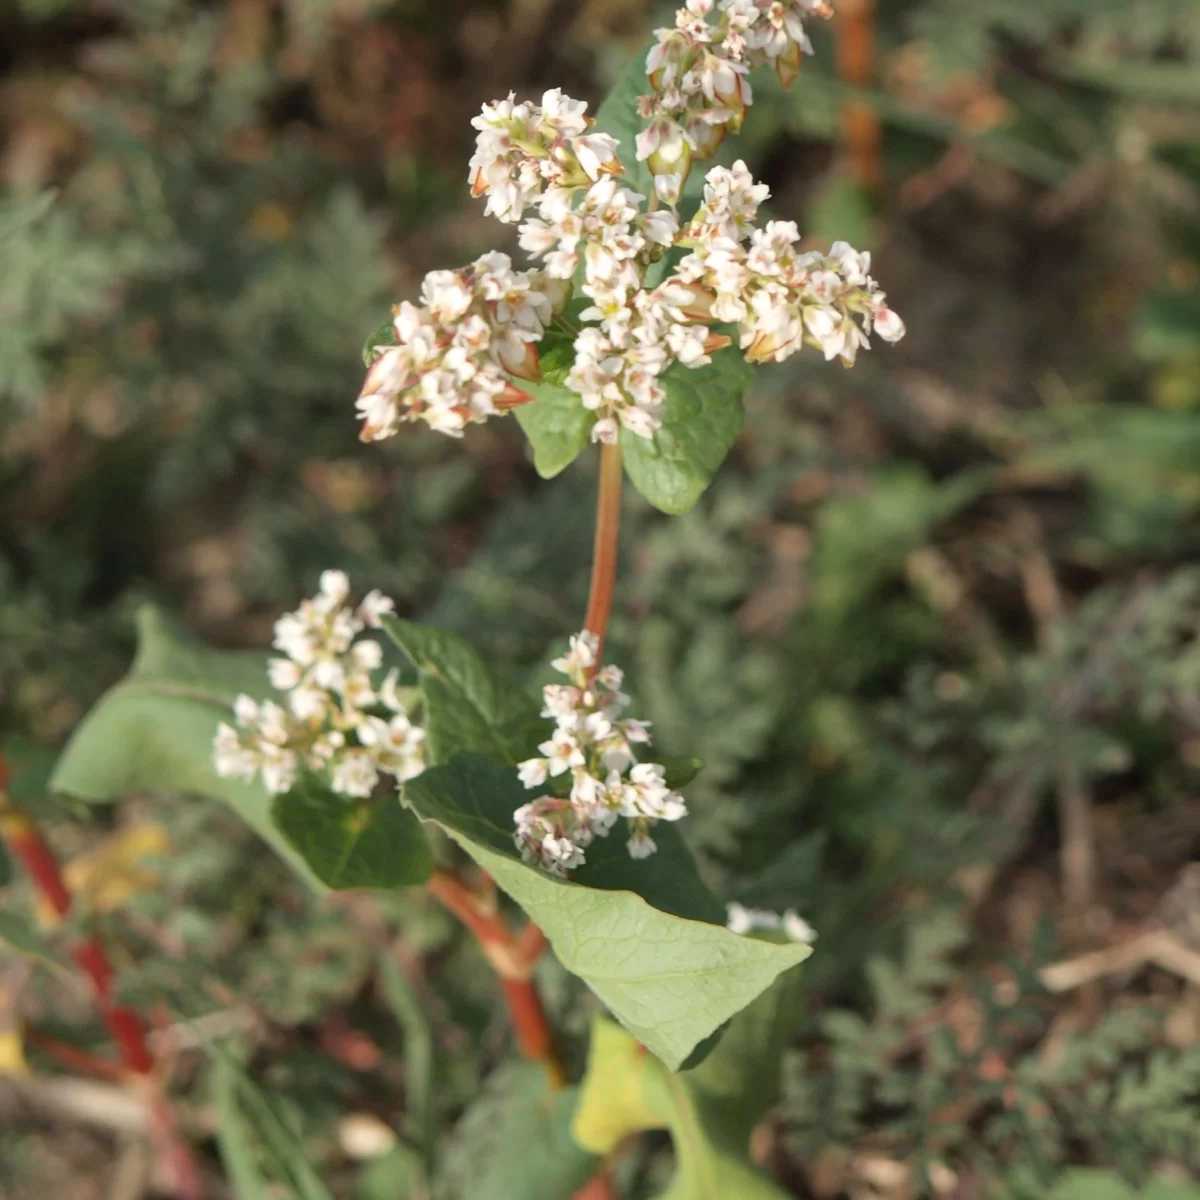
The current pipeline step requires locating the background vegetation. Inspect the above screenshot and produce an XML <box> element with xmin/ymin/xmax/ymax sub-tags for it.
<box><xmin>4</xmin><ymin>0</ymin><xmax>1200</xmax><ymax>1196</ymax></box>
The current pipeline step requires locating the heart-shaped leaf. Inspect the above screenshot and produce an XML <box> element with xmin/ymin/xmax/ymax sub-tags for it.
<box><xmin>380</xmin><ymin>617</ymin><xmax>542</xmax><ymax>765</ymax></box>
<box><xmin>272</xmin><ymin>777</ymin><xmax>432</xmax><ymax>890</ymax></box>
<box><xmin>404</xmin><ymin>753</ymin><xmax>808</xmax><ymax>1069</ymax></box>
<box><xmin>622</xmin><ymin>351</ymin><xmax>753</xmax><ymax>515</ymax></box>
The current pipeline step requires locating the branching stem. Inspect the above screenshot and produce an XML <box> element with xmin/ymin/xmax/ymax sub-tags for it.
<box><xmin>426</xmin><ymin>868</ymin><xmax>565</xmax><ymax>1087</ymax></box>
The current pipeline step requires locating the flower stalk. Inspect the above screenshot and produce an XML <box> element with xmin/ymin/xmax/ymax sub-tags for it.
<box><xmin>583</xmin><ymin>440</ymin><xmax>624</xmax><ymax>667</ymax></box>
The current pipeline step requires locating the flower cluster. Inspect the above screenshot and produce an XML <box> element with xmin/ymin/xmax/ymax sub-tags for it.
<box><xmin>514</xmin><ymin>632</ymin><xmax>687</xmax><ymax>876</ymax></box>
<box><xmin>726</xmin><ymin>902</ymin><xmax>817</xmax><ymax>944</ymax></box>
<box><xmin>213</xmin><ymin>572</ymin><xmax>425</xmax><ymax>798</ymax></box>
<box><xmin>674</xmin><ymin>161</ymin><xmax>905</xmax><ymax>365</ymax></box>
<box><xmin>564</xmin><ymin>282</ymin><xmax>726</xmax><ymax>442</ymax></box>
<box><xmin>357</xmin><ymin>252</ymin><xmax>563</xmax><ymax>441</ymax></box>
<box><xmin>638</xmin><ymin>0</ymin><xmax>834</xmax><ymax>185</ymax></box>
<box><xmin>469</xmin><ymin>88</ymin><xmax>621</xmax><ymax>224</ymax></box>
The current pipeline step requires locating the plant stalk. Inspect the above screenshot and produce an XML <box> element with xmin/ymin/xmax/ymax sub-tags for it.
<box><xmin>426</xmin><ymin>869</ymin><xmax>565</xmax><ymax>1086</ymax></box>
<box><xmin>583</xmin><ymin>440</ymin><xmax>623</xmax><ymax>667</ymax></box>
<box><xmin>0</xmin><ymin>764</ymin><xmax>202</xmax><ymax>1199</ymax></box>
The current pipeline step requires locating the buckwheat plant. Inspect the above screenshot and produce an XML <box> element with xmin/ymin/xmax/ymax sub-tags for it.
<box><xmin>54</xmin><ymin>7</ymin><xmax>901</xmax><ymax>1144</ymax></box>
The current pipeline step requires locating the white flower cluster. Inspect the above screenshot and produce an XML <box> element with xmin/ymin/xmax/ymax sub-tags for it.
<box><xmin>564</xmin><ymin>281</ymin><xmax>725</xmax><ymax>443</ymax></box>
<box><xmin>639</xmin><ymin>0</ymin><xmax>834</xmax><ymax>183</ymax></box>
<box><xmin>726</xmin><ymin>902</ymin><xmax>817</xmax><ymax>944</ymax></box>
<box><xmin>513</xmin><ymin>632</ymin><xmax>687</xmax><ymax>876</ymax></box>
<box><xmin>213</xmin><ymin>572</ymin><xmax>425</xmax><ymax>798</ymax></box>
<box><xmin>469</xmin><ymin>88</ymin><xmax>621</xmax><ymax>224</ymax></box>
<box><xmin>510</xmin><ymin>146</ymin><xmax>721</xmax><ymax>443</ymax></box>
<box><xmin>675</xmin><ymin>161</ymin><xmax>905</xmax><ymax>365</ymax></box>
<box><xmin>357</xmin><ymin>252</ymin><xmax>563</xmax><ymax>441</ymax></box>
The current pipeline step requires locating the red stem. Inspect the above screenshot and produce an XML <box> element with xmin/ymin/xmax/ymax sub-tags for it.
<box><xmin>0</xmin><ymin>777</ymin><xmax>201</xmax><ymax>1198</ymax></box>
<box><xmin>0</xmin><ymin>804</ymin><xmax>155</xmax><ymax>1075</ymax></box>
<box><xmin>583</xmin><ymin>441</ymin><xmax>623</xmax><ymax>668</ymax></box>
<box><xmin>426</xmin><ymin>869</ymin><xmax>564</xmax><ymax>1085</ymax></box>
<box><xmin>836</xmin><ymin>0</ymin><xmax>881</xmax><ymax>191</ymax></box>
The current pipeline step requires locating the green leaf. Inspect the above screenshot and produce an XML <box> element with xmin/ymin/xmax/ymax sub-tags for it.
<box><xmin>404</xmin><ymin>753</ymin><xmax>808</xmax><ymax>1070</ymax></box>
<box><xmin>573</xmin><ymin>986</ymin><xmax>797</xmax><ymax>1200</ymax></box>
<box><xmin>622</xmin><ymin>351</ymin><xmax>753</xmax><ymax>515</ymax></box>
<box><xmin>0</xmin><ymin>841</ymin><xmax>10</xmax><ymax>888</ymax></box>
<box><xmin>435</xmin><ymin>1061</ymin><xmax>597</xmax><ymax>1200</ymax></box>
<box><xmin>271</xmin><ymin>778</ymin><xmax>432</xmax><ymax>890</ymax></box>
<box><xmin>210</xmin><ymin>1045</ymin><xmax>334</xmax><ymax>1200</ymax></box>
<box><xmin>49</xmin><ymin>606</ymin><xmax>328</xmax><ymax>890</ymax></box>
<box><xmin>515</xmin><ymin>378</ymin><xmax>597</xmax><ymax>479</ymax></box>
<box><xmin>361</xmin><ymin>318</ymin><xmax>397</xmax><ymax>367</ymax></box>
<box><xmin>660</xmin><ymin>756</ymin><xmax>705</xmax><ymax>790</ymax></box>
<box><xmin>380</xmin><ymin>616</ymin><xmax>541</xmax><ymax>765</ymax></box>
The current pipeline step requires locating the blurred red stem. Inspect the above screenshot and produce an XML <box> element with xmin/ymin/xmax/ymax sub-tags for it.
<box><xmin>0</xmin><ymin>767</ymin><xmax>201</xmax><ymax>1199</ymax></box>
<box><xmin>836</xmin><ymin>0</ymin><xmax>881</xmax><ymax>191</ymax></box>
<box><xmin>583</xmin><ymin>441</ymin><xmax>623</xmax><ymax>668</ymax></box>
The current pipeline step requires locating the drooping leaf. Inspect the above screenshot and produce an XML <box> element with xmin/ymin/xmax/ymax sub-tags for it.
<box><xmin>573</xmin><ymin>982</ymin><xmax>799</xmax><ymax>1200</ymax></box>
<box><xmin>435</xmin><ymin>1060</ymin><xmax>597</xmax><ymax>1200</ymax></box>
<box><xmin>272</xmin><ymin>778</ymin><xmax>432</xmax><ymax>890</ymax></box>
<box><xmin>404</xmin><ymin>753</ymin><xmax>808</xmax><ymax>1070</ymax></box>
<box><xmin>622</xmin><ymin>351</ymin><xmax>753</xmax><ymax>515</ymax></box>
<box><xmin>49</xmin><ymin>606</ymin><xmax>327</xmax><ymax>889</ymax></box>
<box><xmin>515</xmin><ymin>378</ymin><xmax>598</xmax><ymax>479</ymax></box>
<box><xmin>381</xmin><ymin>616</ymin><xmax>542</xmax><ymax>765</ymax></box>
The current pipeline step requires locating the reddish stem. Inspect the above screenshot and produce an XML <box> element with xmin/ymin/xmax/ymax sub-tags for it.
<box><xmin>426</xmin><ymin>869</ymin><xmax>564</xmax><ymax>1085</ymax></box>
<box><xmin>836</xmin><ymin>0</ymin><xmax>881</xmax><ymax>191</ymax></box>
<box><xmin>0</xmin><ymin>780</ymin><xmax>201</xmax><ymax>1198</ymax></box>
<box><xmin>583</xmin><ymin>441</ymin><xmax>623</xmax><ymax>669</ymax></box>
<box><xmin>573</xmin><ymin>1169</ymin><xmax>619</xmax><ymax>1200</ymax></box>
<box><xmin>0</xmin><ymin>804</ymin><xmax>155</xmax><ymax>1075</ymax></box>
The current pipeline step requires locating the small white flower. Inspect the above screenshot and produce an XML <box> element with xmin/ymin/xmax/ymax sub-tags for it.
<box><xmin>358</xmin><ymin>590</ymin><xmax>395</xmax><ymax>628</ymax></box>
<box><xmin>783</xmin><ymin>910</ymin><xmax>818</xmax><ymax>944</ymax></box>
<box><xmin>726</xmin><ymin>901</ymin><xmax>817</xmax><ymax>944</ymax></box>
<box><xmin>268</xmin><ymin>658</ymin><xmax>303</xmax><ymax>690</ymax></box>
<box><xmin>332</xmin><ymin>749</ymin><xmax>379</xmax><ymax>798</ymax></box>
<box><xmin>319</xmin><ymin>570</ymin><xmax>351</xmax><ymax>607</ymax></box>
<box><xmin>518</xmin><ymin>758</ymin><xmax>549</xmax><ymax>787</ymax></box>
<box><xmin>628</xmin><ymin>828</ymin><xmax>657</xmax><ymax>858</ymax></box>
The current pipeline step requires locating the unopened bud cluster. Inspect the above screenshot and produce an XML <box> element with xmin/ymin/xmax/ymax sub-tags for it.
<box><xmin>213</xmin><ymin>572</ymin><xmax>425</xmax><ymax>797</ymax></box>
<box><xmin>514</xmin><ymin>632</ymin><xmax>687</xmax><ymax>875</ymax></box>
<box><xmin>358</xmin><ymin>253</ymin><xmax>564</xmax><ymax>440</ymax></box>
<box><xmin>638</xmin><ymin>0</ymin><xmax>833</xmax><ymax>188</ymax></box>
